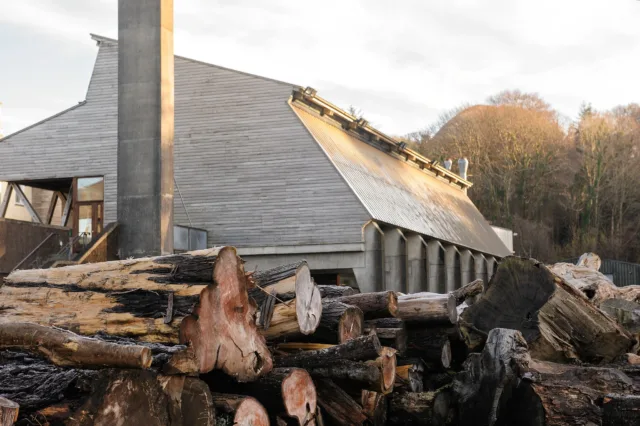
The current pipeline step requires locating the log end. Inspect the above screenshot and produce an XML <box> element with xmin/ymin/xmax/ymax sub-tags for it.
<box><xmin>296</xmin><ymin>265</ymin><xmax>323</xmax><ymax>336</ymax></box>
<box><xmin>338</xmin><ymin>306</ymin><xmax>364</xmax><ymax>343</ymax></box>
<box><xmin>379</xmin><ymin>347</ymin><xmax>397</xmax><ymax>395</ymax></box>
<box><xmin>234</xmin><ymin>397</ymin><xmax>270</xmax><ymax>426</ymax></box>
<box><xmin>282</xmin><ymin>368</ymin><xmax>317</xmax><ymax>425</ymax></box>
<box><xmin>0</xmin><ymin>396</ymin><xmax>19</xmax><ymax>424</ymax></box>
<box><xmin>387</xmin><ymin>291</ymin><xmax>399</xmax><ymax>318</ymax></box>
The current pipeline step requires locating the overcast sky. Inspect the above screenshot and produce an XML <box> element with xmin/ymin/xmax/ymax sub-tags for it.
<box><xmin>1</xmin><ymin>0</ymin><xmax>639</xmax><ymax>137</ymax></box>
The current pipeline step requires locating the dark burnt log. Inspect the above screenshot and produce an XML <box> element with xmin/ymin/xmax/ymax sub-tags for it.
<box><xmin>602</xmin><ymin>394</ymin><xmax>640</xmax><ymax>426</ymax></box>
<box><xmin>0</xmin><ymin>398</ymin><xmax>18</xmax><ymax>426</ymax></box>
<box><xmin>308</xmin><ymin>300</ymin><xmax>363</xmax><ymax>344</ymax></box>
<box><xmin>423</xmin><ymin>372</ymin><xmax>454</xmax><ymax>391</ymax></box>
<box><xmin>387</xmin><ymin>389</ymin><xmax>453</xmax><ymax>426</ymax></box>
<box><xmin>305</xmin><ymin>360</ymin><xmax>392</xmax><ymax>394</ymax></box>
<box><xmin>450</xmin><ymin>278</ymin><xmax>484</xmax><ymax>305</ymax></box>
<box><xmin>405</xmin><ymin>324</ymin><xmax>461</xmax><ymax>370</ymax></box>
<box><xmin>181</xmin><ymin>378</ymin><xmax>216</xmax><ymax>426</ymax></box>
<box><xmin>249</xmin><ymin>261</ymin><xmax>307</xmax><ymax>306</ymax></box>
<box><xmin>315</xmin><ymin>379</ymin><xmax>367</xmax><ymax>426</ymax></box>
<box><xmin>66</xmin><ymin>371</ymin><xmax>184</xmax><ymax>426</ymax></box>
<box><xmin>0</xmin><ymin>323</ymin><xmax>152</xmax><ymax>370</ymax></box>
<box><xmin>459</xmin><ymin>257</ymin><xmax>634</xmax><ymax>363</ymax></box>
<box><xmin>360</xmin><ymin>391</ymin><xmax>387</xmax><ymax>426</ymax></box>
<box><xmin>2</xmin><ymin>247</ymin><xmax>273</xmax><ymax>380</ymax></box>
<box><xmin>206</xmin><ymin>368</ymin><xmax>317</xmax><ymax>426</ymax></box>
<box><xmin>364</xmin><ymin>318</ymin><xmax>407</xmax><ymax>354</ymax></box>
<box><xmin>333</xmin><ymin>291</ymin><xmax>398</xmax><ymax>319</ymax></box>
<box><xmin>211</xmin><ymin>393</ymin><xmax>269</xmax><ymax>426</ymax></box>
<box><xmin>397</xmin><ymin>293</ymin><xmax>456</xmax><ymax>324</ymax></box>
<box><xmin>275</xmin><ymin>334</ymin><xmax>382</xmax><ymax>368</ymax></box>
<box><xmin>317</xmin><ymin>285</ymin><xmax>357</xmax><ymax>298</ymax></box>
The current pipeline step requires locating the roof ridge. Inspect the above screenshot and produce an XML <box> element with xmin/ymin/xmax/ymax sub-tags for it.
<box><xmin>89</xmin><ymin>33</ymin><xmax>301</xmax><ymax>88</ymax></box>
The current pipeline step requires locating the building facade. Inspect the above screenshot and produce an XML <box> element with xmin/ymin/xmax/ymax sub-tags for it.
<box><xmin>0</xmin><ymin>35</ymin><xmax>510</xmax><ymax>292</ymax></box>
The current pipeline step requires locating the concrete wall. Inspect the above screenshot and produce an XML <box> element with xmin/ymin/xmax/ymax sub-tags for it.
<box><xmin>0</xmin><ymin>218</ymin><xmax>69</xmax><ymax>276</ymax></box>
<box><xmin>0</xmin><ymin>38</ymin><xmax>369</xmax><ymax>250</ymax></box>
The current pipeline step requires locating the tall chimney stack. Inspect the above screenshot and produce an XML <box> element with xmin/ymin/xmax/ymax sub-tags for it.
<box><xmin>117</xmin><ymin>0</ymin><xmax>174</xmax><ymax>257</ymax></box>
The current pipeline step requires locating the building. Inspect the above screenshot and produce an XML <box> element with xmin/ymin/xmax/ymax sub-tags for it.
<box><xmin>0</xmin><ymin>34</ymin><xmax>510</xmax><ymax>292</ymax></box>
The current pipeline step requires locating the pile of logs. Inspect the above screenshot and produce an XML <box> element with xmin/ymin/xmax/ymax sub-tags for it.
<box><xmin>0</xmin><ymin>249</ymin><xmax>639</xmax><ymax>425</ymax></box>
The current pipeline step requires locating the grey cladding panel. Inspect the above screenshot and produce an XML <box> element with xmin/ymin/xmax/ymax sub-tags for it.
<box><xmin>0</xmin><ymin>39</ymin><xmax>370</xmax><ymax>248</ymax></box>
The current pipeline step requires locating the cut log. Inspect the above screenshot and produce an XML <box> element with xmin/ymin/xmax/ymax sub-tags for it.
<box><xmin>211</xmin><ymin>394</ymin><xmax>269</xmax><ymax>426</ymax></box>
<box><xmin>405</xmin><ymin>324</ymin><xmax>459</xmax><ymax>369</ymax></box>
<box><xmin>0</xmin><ymin>323</ymin><xmax>152</xmax><ymax>370</ymax></box>
<box><xmin>549</xmin><ymin>261</ymin><xmax>640</xmax><ymax>306</ymax></box>
<box><xmin>602</xmin><ymin>394</ymin><xmax>640</xmax><ymax>426</ymax></box>
<box><xmin>361</xmin><ymin>391</ymin><xmax>387</xmax><ymax>426</ymax></box>
<box><xmin>364</xmin><ymin>318</ymin><xmax>407</xmax><ymax>354</ymax></box>
<box><xmin>397</xmin><ymin>293</ymin><xmax>455</xmax><ymax>324</ymax></box>
<box><xmin>181</xmin><ymin>378</ymin><xmax>216</xmax><ymax>426</ymax></box>
<box><xmin>459</xmin><ymin>257</ymin><xmax>634</xmax><ymax>363</ymax></box>
<box><xmin>206</xmin><ymin>368</ymin><xmax>317</xmax><ymax>426</ymax></box>
<box><xmin>334</xmin><ymin>291</ymin><xmax>398</xmax><ymax>319</ymax></box>
<box><xmin>310</xmin><ymin>300</ymin><xmax>363</xmax><ymax>344</ymax></box>
<box><xmin>450</xmin><ymin>278</ymin><xmax>484</xmax><ymax>305</ymax></box>
<box><xmin>453</xmin><ymin>328</ymin><xmax>530</xmax><ymax>426</ymax></box>
<box><xmin>0</xmin><ymin>398</ymin><xmax>19</xmax><ymax>426</ymax></box>
<box><xmin>304</xmin><ymin>359</ymin><xmax>391</xmax><ymax>394</ymax></box>
<box><xmin>395</xmin><ymin>360</ymin><xmax>424</xmax><ymax>392</ymax></box>
<box><xmin>315</xmin><ymin>379</ymin><xmax>367</xmax><ymax>426</ymax></box>
<box><xmin>387</xmin><ymin>389</ymin><xmax>452</xmax><ymax>426</ymax></box>
<box><xmin>67</xmin><ymin>371</ymin><xmax>185</xmax><ymax>426</ymax></box>
<box><xmin>250</xmin><ymin>261</ymin><xmax>308</xmax><ymax>306</ymax></box>
<box><xmin>577</xmin><ymin>251</ymin><xmax>602</xmax><ymax>270</ymax></box>
<box><xmin>276</xmin><ymin>334</ymin><xmax>382</xmax><ymax>368</ymax></box>
<box><xmin>317</xmin><ymin>285</ymin><xmax>357</xmax><ymax>298</ymax></box>
<box><xmin>1</xmin><ymin>247</ymin><xmax>273</xmax><ymax>380</ymax></box>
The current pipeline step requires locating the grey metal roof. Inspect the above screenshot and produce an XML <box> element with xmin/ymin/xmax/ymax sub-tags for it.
<box><xmin>292</xmin><ymin>103</ymin><xmax>511</xmax><ymax>257</ymax></box>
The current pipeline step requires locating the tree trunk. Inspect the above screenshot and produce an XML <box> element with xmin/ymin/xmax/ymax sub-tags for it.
<box><xmin>275</xmin><ymin>334</ymin><xmax>382</xmax><ymax>368</ymax></box>
<box><xmin>360</xmin><ymin>391</ymin><xmax>387</xmax><ymax>426</ymax></box>
<box><xmin>602</xmin><ymin>394</ymin><xmax>640</xmax><ymax>426</ymax></box>
<box><xmin>309</xmin><ymin>301</ymin><xmax>363</xmax><ymax>344</ymax></box>
<box><xmin>211</xmin><ymin>393</ymin><xmax>269</xmax><ymax>426</ymax></box>
<box><xmin>1</xmin><ymin>247</ymin><xmax>273</xmax><ymax>380</ymax></box>
<box><xmin>315</xmin><ymin>379</ymin><xmax>367</xmax><ymax>426</ymax></box>
<box><xmin>206</xmin><ymin>368</ymin><xmax>317</xmax><ymax>426</ymax></box>
<box><xmin>397</xmin><ymin>293</ymin><xmax>455</xmax><ymax>324</ymax></box>
<box><xmin>459</xmin><ymin>257</ymin><xmax>634</xmax><ymax>363</ymax></box>
<box><xmin>333</xmin><ymin>291</ymin><xmax>398</xmax><ymax>319</ymax></box>
<box><xmin>249</xmin><ymin>261</ymin><xmax>311</xmax><ymax>306</ymax></box>
<box><xmin>181</xmin><ymin>378</ymin><xmax>216</xmax><ymax>426</ymax></box>
<box><xmin>0</xmin><ymin>398</ymin><xmax>18</xmax><ymax>426</ymax></box>
<box><xmin>364</xmin><ymin>318</ymin><xmax>407</xmax><ymax>354</ymax></box>
<box><xmin>387</xmin><ymin>389</ymin><xmax>452</xmax><ymax>426</ymax></box>
<box><xmin>0</xmin><ymin>323</ymin><xmax>152</xmax><ymax>370</ymax></box>
<box><xmin>317</xmin><ymin>285</ymin><xmax>357</xmax><ymax>298</ymax></box>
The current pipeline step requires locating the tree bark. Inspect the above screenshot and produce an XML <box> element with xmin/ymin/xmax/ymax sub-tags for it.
<box><xmin>206</xmin><ymin>368</ymin><xmax>317</xmax><ymax>426</ymax></box>
<box><xmin>602</xmin><ymin>394</ymin><xmax>640</xmax><ymax>426</ymax></box>
<box><xmin>405</xmin><ymin>324</ymin><xmax>460</xmax><ymax>369</ymax></box>
<box><xmin>0</xmin><ymin>323</ymin><xmax>152</xmax><ymax>370</ymax></box>
<box><xmin>364</xmin><ymin>318</ymin><xmax>407</xmax><ymax>354</ymax></box>
<box><xmin>387</xmin><ymin>389</ymin><xmax>452</xmax><ymax>426</ymax></box>
<box><xmin>334</xmin><ymin>291</ymin><xmax>398</xmax><ymax>319</ymax></box>
<box><xmin>0</xmin><ymin>398</ymin><xmax>18</xmax><ymax>426</ymax></box>
<box><xmin>2</xmin><ymin>247</ymin><xmax>273</xmax><ymax>380</ymax></box>
<box><xmin>249</xmin><ymin>261</ymin><xmax>309</xmax><ymax>306</ymax></box>
<box><xmin>275</xmin><ymin>334</ymin><xmax>382</xmax><ymax>369</ymax></box>
<box><xmin>459</xmin><ymin>257</ymin><xmax>634</xmax><ymax>363</ymax></box>
<box><xmin>181</xmin><ymin>378</ymin><xmax>216</xmax><ymax>426</ymax></box>
<box><xmin>317</xmin><ymin>285</ymin><xmax>357</xmax><ymax>298</ymax></box>
<box><xmin>309</xmin><ymin>301</ymin><xmax>363</xmax><ymax>344</ymax></box>
<box><xmin>304</xmin><ymin>359</ymin><xmax>392</xmax><ymax>394</ymax></box>
<box><xmin>315</xmin><ymin>379</ymin><xmax>367</xmax><ymax>426</ymax></box>
<box><xmin>395</xmin><ymin>360</ymin><xmax>424</xmax><ymax>392</ymax></box>
<box><xmin>360</xmin><ymin>391</ymin><xmax>387</xmax><ymax>426</ymax></box>
<box><xmin>397</xmin><ymin>293</ymin><xmax>455</xmax><ymax>324</ymax></box>
<box><xmin>450</xmin><ymin>278</ymin><xmax>484</xmax><ymax>305</ymax></box>
<box><xmin>211</xmin><ymin>393</ymin><xmax>269</xmax><ymax>426</ymax></box>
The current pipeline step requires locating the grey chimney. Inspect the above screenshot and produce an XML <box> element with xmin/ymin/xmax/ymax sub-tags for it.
<box><xmin>458</xmin><ymin>157</ymin><xmax>469</xmax><ymax>180</ymax></box>
<box><xmin>443</xmin><ymin>158</ymin><xmax>453</xmax><ymax>171</ymax></box>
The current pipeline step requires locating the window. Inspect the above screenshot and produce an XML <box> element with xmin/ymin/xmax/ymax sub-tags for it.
<box><xmin>73</xmin><ymin>177</ymin><xmax>105</xmax><ymax>251</ymax></box>
<box><xmin>14</xmin><ymin>185</ymin><xmax>26</xmax><ymax>206</ymax></box>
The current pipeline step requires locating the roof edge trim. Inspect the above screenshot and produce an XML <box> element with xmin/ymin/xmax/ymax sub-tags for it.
<box><xmin>0</xmin><ymin>101</ymin><xmax>88</xmax><ymax>143</ymax></box>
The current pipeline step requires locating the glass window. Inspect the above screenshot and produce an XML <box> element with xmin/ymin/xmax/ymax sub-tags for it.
<box><xmin>77</xmin><ymin>177</ymin><xmax>104</xmax><ymax>202</ymax></box>
<box><xmin>78</xmin><ymin>205</ymin><xmax>93</xmax><ymax>245</ymax></box>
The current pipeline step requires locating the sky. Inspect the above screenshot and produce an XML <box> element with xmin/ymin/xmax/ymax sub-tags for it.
<box><xmin>1</xmin><ymin>0</ymin><xmax>639</xmax><ymax>137</ymax></box>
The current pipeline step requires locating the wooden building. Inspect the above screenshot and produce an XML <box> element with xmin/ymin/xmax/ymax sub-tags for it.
<box><xmin>0</xmin><ymin>35</ymin><xmax>510</xmax><ymax>291</ymax></box>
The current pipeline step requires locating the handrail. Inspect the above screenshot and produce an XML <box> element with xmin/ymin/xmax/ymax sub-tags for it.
<box><xmin>11</xmin><ymin>233</ymin><xmax>56</xmax><ymax>272</ymax></box>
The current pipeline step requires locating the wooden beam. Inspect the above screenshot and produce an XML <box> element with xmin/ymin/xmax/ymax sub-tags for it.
<box><xmin>11</xmin><ymin>183</ymin><xmax>41</xmax><ymax>223</ymax></box>
<box><xmin>0</xmin><ymin>183</ymin><xmax>13</xmax><ymax>218</ymax></box>
<box><xmin>45</xmin><ymin>192</ymin><xmax>59</xmax><ymax>225</ymax></box>
<box><xmin>61</xmin><ymin>186</ymin><xmax>72</xmax><ymax>227</ymax></box>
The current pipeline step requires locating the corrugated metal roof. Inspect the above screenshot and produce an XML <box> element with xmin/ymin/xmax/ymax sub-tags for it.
<box><xmin>292</xmin><ymin>103</ymin><xmax>511</xmax><ymax>257</ymax></box>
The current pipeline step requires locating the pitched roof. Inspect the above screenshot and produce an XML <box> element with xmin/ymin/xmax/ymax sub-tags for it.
<box><xmin>291</xmin><ymin>100</ymin><xmax>511</xmax><ymax>257</ymax></box>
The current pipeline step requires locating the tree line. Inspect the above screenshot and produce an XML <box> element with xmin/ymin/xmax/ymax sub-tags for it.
<box><xmin>401</xmin><ymin>90</ymin><xmax>640</xmax><ymax>263</ymax></box>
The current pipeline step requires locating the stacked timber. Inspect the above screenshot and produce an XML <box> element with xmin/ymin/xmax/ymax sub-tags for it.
<box><xmin>1</xmin><ymin>251</ymin><xmax>640</xmax><ymax>426</ymax></box>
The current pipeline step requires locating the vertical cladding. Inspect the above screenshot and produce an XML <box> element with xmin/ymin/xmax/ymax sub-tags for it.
<box><xmin>0</xmin><ymin>39</ymin><xmax>370</xmax><ymax>248</ymax></box>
